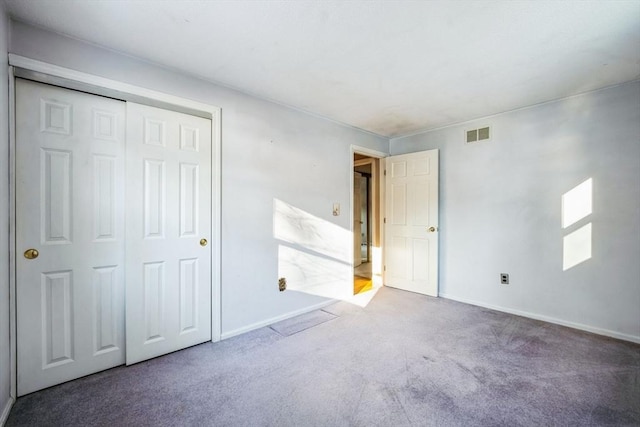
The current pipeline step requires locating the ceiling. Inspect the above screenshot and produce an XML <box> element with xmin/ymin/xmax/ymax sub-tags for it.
<box><xmin>5</xmin><ymin>0</ymin><xmax>640</xmax><ymax>138</ymax></box>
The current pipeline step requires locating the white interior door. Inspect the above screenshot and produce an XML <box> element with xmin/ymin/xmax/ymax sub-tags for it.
<box><xmin>125</xmin><ymin>103</ymin><xmax>212</xmax><ymax>365</ymax></box>
<box><xmin>384</xmin><ymin>150</ymin><xmax>439</xmax><ymax>296</ymax></box>
<box><xmin>16</xmin><ymin>79</ymin><xmax>126</xmax><ymax>395</ymax></box>
<box><xmin>354</xmin><ymin>172</ymin><xmax>362</xmax><ymax>267</ymax></box>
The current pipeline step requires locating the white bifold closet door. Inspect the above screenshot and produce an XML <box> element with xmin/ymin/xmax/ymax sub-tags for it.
<box><xmin>15</xmin><ymin>80</ymin><xmax>212</xmax><ymax>396</ymax></box>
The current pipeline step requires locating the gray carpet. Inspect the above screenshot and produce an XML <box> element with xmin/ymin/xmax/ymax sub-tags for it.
<box><xmin>6</xmin><ymin>287</ymin><xmax>640</xmax><ymax>426</ymax></box>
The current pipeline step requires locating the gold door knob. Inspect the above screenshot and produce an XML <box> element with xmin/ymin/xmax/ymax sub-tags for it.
<box><xmin>428</xmin><ymin>227</ymin><xmax>437</xmax><ymax>232</ymax></box>
<box><xmin>200</xmin><ymin>238</ymin><xmax>208</xmax><ymax>247</ymax></box>
<box><xmin>24</xmin><ymin>248</ymin><xmax>39</xmax><ymax>259</ymax></box>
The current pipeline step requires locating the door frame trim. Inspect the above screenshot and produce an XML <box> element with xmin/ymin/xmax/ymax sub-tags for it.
<box><xmin>350</xmin><ymin>145</ymin><xmax>387</xmax><ymax>290</ymax></box>
<box><xmin>7</xmin><ymin>55</ymin><xmax>223</xmax><ymax>399</ymax></box>
<box><xmin>8</xmin><ymin>65</ymin><xmax>17</xmax><ymax>402</ymax></box>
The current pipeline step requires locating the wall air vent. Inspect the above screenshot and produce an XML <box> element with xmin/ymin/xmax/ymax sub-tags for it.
<box><xmin>465</xmin><ymin>126</ymin><xmax>491</xmax><ymax>144</ymax></box>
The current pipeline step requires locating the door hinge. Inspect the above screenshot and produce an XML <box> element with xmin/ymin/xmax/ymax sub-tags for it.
<box><xmin>383</xmin><ymin>217</ymin><xmax>386</xmax><ymax>224</ymax></box>
<box><xmin>384</xmin><ymin>169</ymin><xmax>387</xmax><ymax>176</ymax></box>
<box><xmin>384</xmin><ymin>265</ymin><xmax>386</xmax><ymax>271</ymax></box>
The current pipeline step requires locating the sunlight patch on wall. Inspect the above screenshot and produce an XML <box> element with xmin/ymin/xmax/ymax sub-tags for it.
<box><xmin>277</xmin><ymin>244</ymin><xmax>352</xmax><ymax>300</ymax></box>
<box><xmin>562</xmin><ymin>178</ymin><xmax>592</xmax><ymax>228</ymax></box>
<box><xmin>274</xmin><ymin>199</ymin><xmax>360</xmax><ymax>302</ymax></box>
<box><xmin>563</xmin><ymin>223</ymin><xmax>592</xmax><ymax>270</ymax></box>
<box><xmin>562</xmin><ymin>178</ymin><xmax>593</xmax><ymax>271</ymax></box>
<box><xmin>274</xmin><ymin>199</ymin><xmax>350</xmax><ymax>261</ymax></box>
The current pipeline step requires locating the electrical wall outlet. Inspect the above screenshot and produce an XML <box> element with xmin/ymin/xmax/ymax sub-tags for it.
<box><xmin>278</xmin><ymin>277</ymin><xmax>287</xmax><ymax>292</ymax></box>
<box><xmin>500</xmin><ymin>273</ymin><xmax>509</xmax><ymax>285</ymax></box>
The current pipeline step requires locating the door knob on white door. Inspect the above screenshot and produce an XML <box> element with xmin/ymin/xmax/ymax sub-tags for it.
<box><xmin>428</xmin><ymin>227</ymin><xmax>437</xmax><ymax>232</ymax></box>
<box><xmin>24</xmin><ymin>248</ymin><xmax>39</xmax><ymax>259</ymax></box>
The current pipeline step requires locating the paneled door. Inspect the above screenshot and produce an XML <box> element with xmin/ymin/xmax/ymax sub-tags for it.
<box><xmin>125</xmin><ymin>103</ymin><xmax>212</xmax><ymax>365</ymax></box>
<box><xmin>16</xmin><ymin>79</ymin><xmax>126</xmax><ymax>395</ymax></box>
<box><xmin>384</xmin><ymin>150</ymin><xmax>439</xmax><ymax>296</ymax></box>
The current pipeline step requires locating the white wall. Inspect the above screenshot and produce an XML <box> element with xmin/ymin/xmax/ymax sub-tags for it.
<box><xmin>0</xmin><ymin>4</ymin><xmax>12</xmax><ymax>424</ymax></box>
<box><xmin>391</xmin><ymin>81</ymin><xmax>640</xmax><ymax>341</ymax></box>
<box><xmin>9</xmin><ymin>21</ymin><xmax>388</xmax><ymax>337</ymax></box>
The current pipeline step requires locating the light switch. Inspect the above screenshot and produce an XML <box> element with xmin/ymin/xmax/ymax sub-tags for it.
<box><xmin>333</xmin><ymin>203</ymin><xmax>340</xmax><ymax>216</ymax></box>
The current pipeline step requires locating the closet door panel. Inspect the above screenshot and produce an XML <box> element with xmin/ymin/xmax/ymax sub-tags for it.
<box><xmin>125</xmin><ymin>102</ymin><xmax>212</xmax><ymax>365</ymax></box>
<box><xmin>16</xmin><ymin>79</ymin><xmax>126</xmax><ymax>396</ymax></box>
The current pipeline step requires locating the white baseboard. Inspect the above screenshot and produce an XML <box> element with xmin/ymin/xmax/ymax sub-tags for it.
<box><xmin>439</xmin><ymin>293</ymin><xmax>640</xmax><ymax>344</ymax></box>
<box><xmin>1</xmin><ymin>396</ymin><xmax>14</xmax><ymax>426</ymax></box>
<box><xmin>220</xmin><ymin>299</ymin><xmax>337</xmax><ymax>340</ymax></box>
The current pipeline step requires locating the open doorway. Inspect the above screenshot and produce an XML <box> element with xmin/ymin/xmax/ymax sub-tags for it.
<box><xmin>353</xmin><ymin>152</ymin><xmax>383</xmax><ymax>295</ymax></box>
